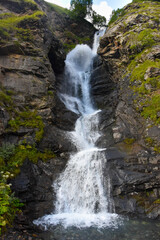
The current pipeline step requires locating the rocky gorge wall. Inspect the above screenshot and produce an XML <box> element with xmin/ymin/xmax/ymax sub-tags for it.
<box><xmin>0</xmin><ymin>0</ymin><xmax>95</xmax><ymax>235</ymax></box>
<box><xmin>91</xmin><ymin>0</ymin><xmax>160</xmax><ymax>219</ymax></box>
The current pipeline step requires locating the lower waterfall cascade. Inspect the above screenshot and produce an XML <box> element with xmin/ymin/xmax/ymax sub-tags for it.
<box><xmin>34</xmin><ymin>29</ymin><xmax>121</xmax><ymax>229</ymax></box>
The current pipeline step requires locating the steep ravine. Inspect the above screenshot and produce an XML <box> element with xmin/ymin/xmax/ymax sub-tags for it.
<box><xmin>0</xmin><ymin>0</ymin><xmax>160</xmax><ymax>238</ymax></box>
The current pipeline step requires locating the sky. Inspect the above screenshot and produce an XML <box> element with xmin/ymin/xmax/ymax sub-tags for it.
<box><xmin>45</xmin><ymin>0</ymin><xmax>132</xmax><ymax>21</ymax></box>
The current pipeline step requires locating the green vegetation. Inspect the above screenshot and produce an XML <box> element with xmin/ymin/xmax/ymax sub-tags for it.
<box><xmin>0</xmin><ymin>173</ymin><xmax>23</xmax><ymax>235</ymax></box>
<box><xmin>48</xmin><ymin>90</ymin><xmax>54</xmax><ymax>96</ymax></box>
<box><xmin>11</xmin><ymin>0</ymin><xmax>37</xmax><ymax>6</ymax></box>
<box><xmin>130</xmin><ymin>59</ymin><xmax>160</xmax><ymax>82</ymax></box>
<box><xmin>63</xmin><ymin>43</ymin><xmax>76</xmax><ymax>53</ymax></box>
<box><xmin>132</xmin><ymin>0</ymin><xmax>160</xmax><ymax>3</ymax></box>
<box><xmin>129</xmin><ymin>29</ymin><xmax>157</xmax><ymax>53</ymax></box>
<box><xmin>46</xmin><ymin>2</ymin><xmax>71</xmax><ymax>15</ymax></box>
<box><xmin>0</xmin><ymin>10</ymin><xmax>44</xmax><ymax>43</ymax></box>
<box><xmin>0</xmin><ymin>84</ymin><xmax>55</xmax><ymax>235</ymax></box>
<box><xmin>132</xmin><ymin>190</ymin><xmax>160</xmax><ymax>214</ymax></box>
<box><xmin>0</xmin><ymin>91</ymin><xmax>12</xmax><ymax>106</ymax></box>
<box><xmin>70</xmin><ymin>0</ymin><xmax>92</xmax><ymax>19</ymax></box>
<box><xmin>141</xmin><ymin>94</ymin><xmax>160</xmax><ymax>125</ymax></box>
<box><xmin>128</xmin><ymin>59</ymin><xmax>160</xmax><ymax>124</ymax></box>
<box><xmin>145</xmin><ymin>137</ymin><xmax>160</xmax><ymax>153</ymax></box>
<box><xmin>0</xmin><ymin>143</ymin><xmax>55</xmax><ymax>235</ymax></box>
<box><xmin>124</xmin><ymin>138</ymin><xmax>135</xmax><ymax>145</ymax></box>
<box><xmin>92</xmin><ymin>10</ymin><xmax>106</xmax><ymax>28</ymax></box>
<box><xmin>70</xmin><ymin>0</ymin><xmax>106</xmax><ymax>27</ymax></box>
<box><xmin>63</xmin><ymin>31</ymin><xmax>90</xmax><ymax>52</ymax></box>
<box><xmin>9</xmin><ymin>110</ymin><xmax>44</xmax><ymax>142</ymax></box>
<box><xmin>108</xmin><ymin>8</ymin><xmax>125</xmax><ymax>26</ymax></box>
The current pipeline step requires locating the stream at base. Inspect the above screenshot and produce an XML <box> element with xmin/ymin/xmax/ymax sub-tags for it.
<box><xmin>39</xmin><ymin>217</ymin><xmax>160</xmax><ymax>240</ymax></box>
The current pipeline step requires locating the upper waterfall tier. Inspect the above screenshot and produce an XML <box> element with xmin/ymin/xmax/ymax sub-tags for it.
<box><xmin>59</xmin><ymin>44</ymin><xmax>95</xmax><ymax>115</ymax></box>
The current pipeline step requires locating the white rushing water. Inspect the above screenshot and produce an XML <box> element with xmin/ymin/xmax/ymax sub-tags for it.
<box><xmin>34</xmin><ymin>30</ymin><xmax>120</xmax><ymax>229</ymax></box>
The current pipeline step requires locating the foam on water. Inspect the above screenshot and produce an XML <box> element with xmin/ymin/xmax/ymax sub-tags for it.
<box><xmin>34</xmin><ymin>212</ymin><xmax>120</xmax><ymax>229</ymax></box>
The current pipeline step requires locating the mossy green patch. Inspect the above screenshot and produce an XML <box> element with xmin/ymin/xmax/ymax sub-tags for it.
<box><xmin>124</xmin><ymin>138</ymin><xmax>136</xmax><ymax>145</ymax></box>
<box><xmin>48</xmin><ymin>90</ymin><xmax>54</xmax><ymax>96</ymax></box>
<box><xmin>129</xmin><ymin>29</ymin><xmax>157</xmax><ymax>53</ymax></box>
<box><xmin>0</xmin><ymin>10</ymin><xmax>44</xmax><ymax>43</ymax></box>
<box><xmin>145</xmin><ymin>137</ymin><xmax>160</xmax><ymax>153</ymax></box>
<box><xmin>8</xmin><ymin>110</ymin><xmax>44</xmax><ymax>142</ymax></box>
<box><xmin>0</xmin><ymin>91</ymin><xmax>12</xmax><ymax>106</ymax></box>
<box><xmin>127</xmin><ymin>57</ymin><xmax>160</xmax><ymax>125</ymax></box>
<box><xmin>128</xmin><ymin>59</ymin><xmax>160</xmax><ymax>93</ymax></box>
<box><xmin>141</xmin><ymin>94</ymin><xmax>160</xmax><ymax>125</ymax></box>
<box><xmin>130</xmin><ymin>60</ymin><xmax>160</xmax><ymax>82</ymax></box>
<box><xmin>153</xmin><ymin>199</ymin><xmax>160</xmax><ymax>204</ymax></box>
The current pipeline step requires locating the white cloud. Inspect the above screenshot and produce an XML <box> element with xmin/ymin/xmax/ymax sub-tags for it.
<box><xmin>92</xmin><ymin>1</ymin><xmax>113</xmax><ymax>22</ymax></box>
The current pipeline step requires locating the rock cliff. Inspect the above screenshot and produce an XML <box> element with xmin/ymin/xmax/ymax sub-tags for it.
<box><xmin>0</xmin><ymin>0</ymin><xmax>95</xmax><ymax>236</ymax></box>
<box><xmin>92</xmin><ymin>0</ymin><xmax>160</xmax><ymax>219</ymax></box>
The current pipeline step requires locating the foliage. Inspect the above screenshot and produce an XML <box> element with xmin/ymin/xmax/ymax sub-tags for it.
<box><xmin>70</xmin><ymin>0</ymin><xmax>93</xmax><ymax>19</ymax></box>
<box><xmin>92</xmin><ymin>10</ymin><xmax>106</xmax><ymax>28</ymax></box>
<box><xmin>8</xmin><ymin>110</ymin><xmax>44</xmax><ymax>142</ymax></box>
<box><xmin>70</xmin><ymin>0</ymin><xmax>106</xmax><ymax>27</ymax></box>
<box><xmin>108</xmin><ymin>8</ymin><xmax>125</xmax><ymax>26</ymax></box>
<box><xmin>0</xmin><ymin>175</ymin><xmax>23</xmax><ymax>235</ymax></box>
<box><xmin>0</xmin><ymin>143</ymin><xmax>55</xmax><ymax>235</ymax></box>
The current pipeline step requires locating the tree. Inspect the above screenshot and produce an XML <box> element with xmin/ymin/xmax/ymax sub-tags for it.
<box><xmin>70</xmin><ymin>0</ymin><xmax>93</xmax><ymax>19</ymax></box>
<box><xmin>92</xmin><ymin>10</ymin><xmax>106</xmax><ymax>28</ymax></box>
<box><xmin>70</xmin><ymin>0</ymin><xmax>106</xmax><ymax>28</ymax></box>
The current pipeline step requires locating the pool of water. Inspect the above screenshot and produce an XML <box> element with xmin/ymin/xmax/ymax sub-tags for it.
<box><xmin>39</xmin><ymin>217</ymin><xmax>160</xmax><ymax>240</ymax></box>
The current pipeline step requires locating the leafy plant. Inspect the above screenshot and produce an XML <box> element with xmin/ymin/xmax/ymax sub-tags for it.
<box><xmin>70</xmin><ymin>0</ymin><xmax>93</xmax><ymax>19</ymax></box>
<box><xmin>0</xmin><ymin>142</ymin><xmax>56</xmax><ymax>235</ymax></box>
<box><xmin>0</xmin><ymin>177</ymin><xmax>23</xmax><ymax>235</ymax></box>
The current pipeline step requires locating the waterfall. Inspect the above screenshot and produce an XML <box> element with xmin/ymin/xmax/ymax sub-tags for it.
<box><xmin>34</xmin><ymin>30</ymin><xmax>120</xmax><ymax>229</ymax></box>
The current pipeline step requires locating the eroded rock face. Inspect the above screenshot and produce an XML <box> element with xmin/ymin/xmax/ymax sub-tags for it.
<box><xmin>92</xmin><ymin>1</ymin><xmax>160</xmax><ymax>219</ymax></box>
<box><xmin>0</xmin><ymin>0</ymin><xmax>95</xmax><ymax>230</ymax></box>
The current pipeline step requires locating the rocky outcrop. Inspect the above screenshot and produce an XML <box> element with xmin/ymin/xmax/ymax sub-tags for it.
<box><xmin>0</xmin><ymin>0</ymin><xmax>95</xmax><ymax>236</ymax></box>
<box><xmin>91</xmin><ymin>1</ymin><xmax>160</xmax><ymax>219</ymax></box>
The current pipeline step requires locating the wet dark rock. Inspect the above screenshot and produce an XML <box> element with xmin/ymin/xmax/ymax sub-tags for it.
<box><xmin>11</xmin><ymin>157</ymin><xmax>67</xmax><ymax>220</ymax></box>
<box><xmin>96</xmin><ymin>1</ymin><xmax>160</xmax><ymax>219</ymax></box>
